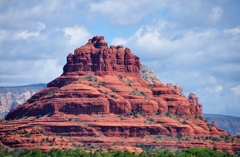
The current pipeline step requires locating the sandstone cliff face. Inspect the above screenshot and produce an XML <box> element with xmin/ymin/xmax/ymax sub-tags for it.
<box><xmin>0</xmin><ymin>36</ymin><xmax>239</xmax><ymax>153</ymax></box>
<box><xmin>6</xmin><ymin>36</ymin><xmax>199</xmax><ymax>119</ymax></box>
<box><xmin>62</xmin><ymin>36</ymin><xmax>140</xmax><ymax>77</ymax></box>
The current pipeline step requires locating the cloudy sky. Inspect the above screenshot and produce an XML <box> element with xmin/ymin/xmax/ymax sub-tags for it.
<box><xmin>0</xmin><ymin>0</ymin><xmax>240</xmax><ymax>116</ymax></box>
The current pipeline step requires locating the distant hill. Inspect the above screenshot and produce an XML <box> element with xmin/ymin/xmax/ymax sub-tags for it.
<box><xmin>205</xmin><ymin>114</ymin><xmax>240</xmax><ymax>135</ymax></box>
<box><xmin>0</xmin><ymin>83</ymin><xmax>46</xmax><ymax>118</ymax></box>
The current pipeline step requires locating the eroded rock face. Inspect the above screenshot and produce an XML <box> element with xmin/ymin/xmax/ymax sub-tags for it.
<box><xmin>188</xmin><ymin>93</ymin><xmax>204</xmax><ymax>118</ymax></box>
<box><xmin>63</xmin><ymin>36</ymin><xmax>140</xmax><ymax>76</ymax></box>
<box><xmin>5</xmin><ymin>36</ymin><xmax>199</xmax><ymax>120</ymax></box>
<box><xmin>1</xmin><ymin>36</ymin><xmax>239</xmax><ymax>153</ymax></box>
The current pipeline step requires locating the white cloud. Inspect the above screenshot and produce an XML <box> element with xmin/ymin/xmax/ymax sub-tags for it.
<box><xmin>211</xmin><ymin>64</ymin><xmax>240</xmax><ymax>72</ymax></box>
<box><xmin>231</xmin><ymin>85</ymin><xmax>240</xmax><ymax>96</ymax></box>
<box><xmin>63</xmin><ymin>26</ymin><xmax>91</xmax><ymax>48</ymax></box>
<box><xmin>205</xmin><ymin>85</ymin><xmax>223</xmax><ymax>93</ymax></box>
<box><xmin>111</xmin><ymin>37</ymin><xmax>127</xmax><ymax>46</ymax></box>
<box><xmin>209</xmin><ymin>7</ymin><xmax>223</xmax><ymax>22</ymax></box>
<box><xmin>14</xmin><ymin>31</ymin><xmax>39</xmax><ymax>40</ymax></box>
<box><xmin>0</xmin><ymin>59</ymin><xmax>62</xmax><ymax>86</ymax></box>
<box><xmin>0</xmin><ymin>22</ymin><xmax>45</xmax><ymax>41</ymax></box>
<box><xmin>33</xmin><ymin>59</ymin><xmax>62</xmax><ymax>81</ymax></box>
<box><xmin>215</xmin><ymin>85</ymin><xmax>223</xmax><ymax>92</ymax></box>
<box><xmin>88</xmin><ymin>0</ymin><xmax>168</xmax><ymax>25</ymax></box>
<box><xmin>224</xmin><ymin>26</ymin><xmax>240</xmax><ymax>35</ymax></box>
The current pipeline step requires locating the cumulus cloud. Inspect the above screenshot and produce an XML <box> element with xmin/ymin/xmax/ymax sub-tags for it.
<box><xmin>209</xmin><ymin>7</ymin><xmax>223</xmax><ymax>22</ymax></box>
<box><xmin>231</xmin><ymin>85</ymin><xmax>240</xmax><ymax>96</ymax></box>
<box><xmin>63</xmin><ymin>26</ymin><xmax>91</xmax><ymax>48</ymax></box>
<box><xmin>0</xmin><ymin>59</ymin><xmax>61</xmax><ymax>86</ymax></box>
<box><xmin>88</xmin><ymin>0</ymin><xmax>168</xmax><ymax>25</ymax></box>
<box><xmin>0</xmin><ymin>22</ymin><xmax>46</xmax><ymax>41</ymax></box>
<box><xmin>111</xmin><ymin>37</ymin><xmax>127</xmax><ymax>46</ymax></box>
<box><xmin>205</xmin><ymin>85</ymin><xmax>223</xmax><ymax>93</ymax></box>
<box><xmin>224</xmin><ymin>26</ymin><xmax>240</xmax><ymax>36</ymax></box>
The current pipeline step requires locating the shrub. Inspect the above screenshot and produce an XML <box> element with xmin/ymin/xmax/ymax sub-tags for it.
<box><xmin>140</xmin><ymin>91</ymin><xmax>146</xmax><ymax>96</ymax></box>
<box><xmin>181</xmin><ymin>120</ymin><xmax>188</xmax><ymax>124</ymax></box>
<box><xmin>39</xmin><ymin>129</ymin><xmax>45</xmax><ymax>135</ymax></box>
<box><xmin>118</xmin><ymin>74</ymin><xmax>123</xmax><ymax>79</ymax></box>
<box><xmin>148</xmin><ymin>118</ymin><xmax>154</xmax><ymax>123</ymax></box>
<box><xmin>24</xmin><ymin>133</ymin><xmax>31</xmax><ymax>138</ymax></box>
<box><xmin>64</xmin><ymin>82</ymin><xmax>70</xmax><ymax>86</ymax></box>
<box><xmin>6</xmin><ymin>130</ymin><xmax>12</xmax><ymax>135</ymax></box>
<box><xmin>100</xmin><ymin>82</ymin><xmax>106</xmax><ymax>87</ymax></box>
<box><xmin>156</xmin><ymin>110</ymin><xmax>161</xmax><ymax>115</ymax></box>
<box><xmin>165</xmin><ymin>111</ymin><xmax>171</xmax><ymax>117</ymax></box>
<box><xmin>176</xmin><ymin>133</ymin><xmax>182</xmax><ymax>140</ymax></box>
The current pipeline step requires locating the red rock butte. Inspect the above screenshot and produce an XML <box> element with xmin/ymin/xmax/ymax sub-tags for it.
<box><xmin>63</xmin><ymin>35</ymin><xmax>140</xmax><ymax>76</ymax></box>
<box><xmin>1</xmin><ymin>36</ymin><xmax>240</xmax><ymax>153</ymax></box>
<box><xmin>6</xmin><ymin>36</ymin><xmax>202</xmax><ymax>118</ymax></box>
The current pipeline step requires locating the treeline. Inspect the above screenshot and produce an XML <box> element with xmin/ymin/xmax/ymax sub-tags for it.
<box><xmin>0</xmin><ymin>147</ymin><xmax>237</xmax><ymax>157</ymax></box>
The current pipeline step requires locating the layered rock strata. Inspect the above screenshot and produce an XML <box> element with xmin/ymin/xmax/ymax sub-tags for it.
<box><xmin>1</xmin><ymin>36</ymin><xmax>239</xmax><ymax>153</ymax></box>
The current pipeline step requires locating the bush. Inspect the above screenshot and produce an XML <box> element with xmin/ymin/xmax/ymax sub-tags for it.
<box><xmin>165</xmin><ymin>111</ymin><xmax>171</xmax><ymax>117</ymax></box>
<box><xmin>39</xmin><ymin>129</ymin><xmax>45</xmax><ymax>135</ymax></box>
<box><xmin>176</xmin><ymin>133</ymin><xmax>182</xmax><ymax>140</ymax></box>
<box><xmin>0</xmin><ymin>146</ymin><xmax>236</xmax><ymax>157</ymax></box>
<box><xmin>6</xmin><ymin>130</ymin><xmax>12</xmax><ymax>135</ymax></box>
<box><xmin>24</xmin><ymin>133</ymin><xmax>31</xmax><ymax>138</ymax></box>
<box><xmin>156</xmin><ymin>110</ymin><xmax>161</xmax><ymax>115</ymax></box>
<box><xmin>140</xmin><ymin>91</ymin><xmax>146</xmax><ymax>96</ymax></box>
<box><xmin>118</xmin><ymin>74</ymin><xmax>123</xmax><ymax>79</ymax></box>
<box><xmin>100</xmin><ymin>82</ymin><xmax>107</xmax><ymax>87</ymax></box>
<box><xmin>181</xmin><ymin>120</ymin><xmax>188</xmax><ymax>124</ymax></box>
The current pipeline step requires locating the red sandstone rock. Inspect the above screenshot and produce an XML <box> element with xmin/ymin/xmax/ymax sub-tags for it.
<box><xmin>188</xmin><ymin>93</ymin><xmax>204</xmax><ymax>118</ymax></box>
<box><xmin>1</xmin><ymin>36</ymin><xmax>239</xmax><ymax>153</ymax></box>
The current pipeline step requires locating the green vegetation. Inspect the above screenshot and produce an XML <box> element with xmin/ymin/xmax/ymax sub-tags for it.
<box><xmin>6</xmin><ymin>130</ymin><xmax>12</xmax><ymax>135</ymax></box>
<box><xmin>129</xmin><ymin>88</ymin><xmax>146</xmax><ymax>97</ymax></box>
<box><xmin>165</xmin><ymin>111</ymin><xmax>171</xmax><ymax>117</ymax></box>
<box><xmin>181</xmin><ymin>120</ymin><xmax>188</xmax><ymax>124</ymax></box>
<box><xmin>24</xmin><ymin>133</ymin><xmax>31</xmax><ymax>138</ymax></box>
<box><xmin>118</xmin><ymin>74</ymin><xmax>123</xmax><ymax>79</ymax></box>
<box><xmin>125</xmin><ymin>110</ymin><xmax>146</xmax><ymax>118</ymax></box>
<box><xmin>176</xmin><ymin>133</ymin><xmax>183</xmax><ymax>140</ymax></box>
<box><xmin>99</xmin><ymin>82</ymin><xmax>107</xmax><ymax>87</ymax></box>
<box><xmin>0</xmin><ymin>147</ymin><xmax>236</xmax><ymax>157</ymax></box>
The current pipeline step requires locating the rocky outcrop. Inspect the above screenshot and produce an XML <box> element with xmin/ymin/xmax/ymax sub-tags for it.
<box><xmin>6</xmin><ymin>36</ymin><xmax>199</xmax><ymax>119</ymax></box>
<box><xmin>1</xmin><ymin>36</ymin><xmax>239</xmax><ymax>153</ymax></box>
<box><xmin>62</xmin><ymin>36</ymin><xmax>140</xmax><ymax>77</ymax></box>
<box><xmin>140</xmin><ymin>64</ymin><xmax>161</xmax><ymax>85</ymax></box>
<box><xmin>188</xmin><ymin>93</ymin><xmax>204</xmax><ymax>118</ymax></box>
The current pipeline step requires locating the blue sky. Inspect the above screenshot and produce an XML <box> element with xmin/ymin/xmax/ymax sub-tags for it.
<box><xmin>0</xmin><ymin>0</ymin><xmax>240</xmax><ymax>116</ymax></box>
